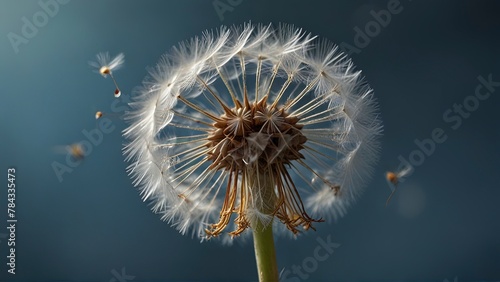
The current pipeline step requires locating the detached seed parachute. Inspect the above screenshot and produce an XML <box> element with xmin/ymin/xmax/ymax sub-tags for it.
<box><xmin>385</xmin><ymin>166</ymin><xmax>412</xmax><ymax>206</ymax></box>
<box><xmin>89</xmin><ymin>52</ymin><xmax>124</xmax><ymax>98</ymax></box>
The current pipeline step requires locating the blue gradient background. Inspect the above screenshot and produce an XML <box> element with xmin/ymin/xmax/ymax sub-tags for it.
<box><xmin>0</xmin><ymin>1</ymin><xmax>499</xmax><ymax>281</ymax></box>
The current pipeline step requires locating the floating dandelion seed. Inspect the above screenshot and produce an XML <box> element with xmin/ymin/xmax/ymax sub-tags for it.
<box><xmin>94</xmin><ymin>110</ymin><xmax>121</xmax><ymax>130</ymax></box>
<box><xmin>123</xmin><ymin>23</ymin><xmax>382</xmax><ymax>242</ymax></box>
<box><xmin>94</xmin><ymin>110</ymin><xmax>119</xmax><ymax>120</ymax></box>
<box><xmin>68</xmin><ymin>143</ymin><xmax>85</xmax><ymax>160</ymax></box>
<box><xmin>90</xmin><ymin>52</ymin><xmax>124</xmax><ymax>97</ymax></box>
<box><xmin>385</xmin><ymin>166</ymin><xmax>412</xmax><ymax>206</ymax></box>
<box><xmin>53</xmin><ymin>143</ymin><xmax>85</xmax><ymax>161</ymax></box>
<box><xmin>95</xmin><ymin>111</ymin><xmax>103</xmax><ymax>120</ymax></box>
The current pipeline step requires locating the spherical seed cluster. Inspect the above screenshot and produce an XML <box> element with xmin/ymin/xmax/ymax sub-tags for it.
<box><xmin>123</xmin><ymin>23</ymin><xmax>382</xmax><ymax>242</ymax></box>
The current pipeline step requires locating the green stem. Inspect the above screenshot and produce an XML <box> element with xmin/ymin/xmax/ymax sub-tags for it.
<box><xmin>253</xmin><ymin>219</ymin><xmax>279</xmax><ymax>282</ymax></box>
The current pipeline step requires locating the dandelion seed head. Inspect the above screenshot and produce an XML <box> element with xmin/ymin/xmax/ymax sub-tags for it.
<box><xmin>123</xmin><ymin>23</ymin><xmax>382</xmax><ymax>242</ymax></box>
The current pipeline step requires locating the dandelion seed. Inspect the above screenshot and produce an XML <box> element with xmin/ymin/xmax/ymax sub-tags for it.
<box><xmin>53</xmin><ymin>143</ymin><xmax>85</xmax><ymax>161</ymax></box>
<box><xmin>94</xmin><ymin>110</ymin><xmax>117</xmax><ymax>129</ymax></box>
<box><xmin>90</xmin><ymin>52</ymin><xmax>124</xmax><ymax>97</ymax></box>
<box><xmin>95</xmin><ymin>111</ymin><xmax>103</xmax><ymax>120</ymax></box>
<box><xmin>385</xmin><ymin>166</ymin><xmax>412</xmax><ymax>206</ymax></box>
<box><xmin>94</xmin><ymin>110</ymin><xmax>120</xmax><ymax>120</ymax></box>
<box><xmin>69</xmin><ymin>143</ymin><xmax>85</xmax><ymax>160</ymax></box>
<box><xmin>123</xmin><ymin>23</ymin><xmax>382</xmax><ymax>242</ymax></box>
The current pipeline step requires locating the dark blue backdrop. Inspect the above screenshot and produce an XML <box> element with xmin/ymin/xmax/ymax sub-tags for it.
<box><xmin>1</xmin><ymin>1</ymin><xmax>499</xmax><ymax>281</ymax></box>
